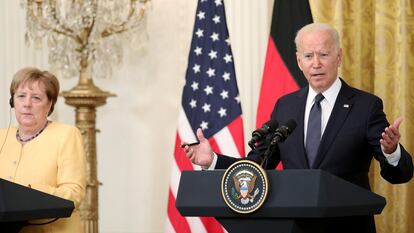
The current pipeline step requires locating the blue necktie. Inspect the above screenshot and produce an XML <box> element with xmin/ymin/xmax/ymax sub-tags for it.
<box><xmin>306</xmin><ymin>93</ymin><xmax>324</xmax><ymax>167</ymax></box>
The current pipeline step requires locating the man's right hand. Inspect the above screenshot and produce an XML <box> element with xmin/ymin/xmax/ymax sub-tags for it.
<box><xmin>182</xmin><ymin>128</ymin><xmax>213</xmax><ymax>168</ymax></box>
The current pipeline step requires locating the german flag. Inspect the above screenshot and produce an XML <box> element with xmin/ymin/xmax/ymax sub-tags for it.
<box><xmin>256</xmin><ymin>0</ymin><xmax>313</xmax><ymax>128</ymax></box>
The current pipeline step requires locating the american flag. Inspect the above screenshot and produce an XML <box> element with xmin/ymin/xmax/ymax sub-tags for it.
<box><xmin>166</xmin><ymin>0</ymin><xmax>245</xmax><ymax>232</ymax></box>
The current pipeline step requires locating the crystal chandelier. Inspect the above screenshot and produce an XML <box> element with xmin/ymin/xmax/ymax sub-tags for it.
<box><xmin>21</xmin><ymin>0</ymin><xmax>151</xmax><ymax>80</ymax></box>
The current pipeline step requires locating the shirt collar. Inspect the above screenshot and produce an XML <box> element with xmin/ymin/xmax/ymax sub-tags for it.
<box><xmin>307</xmin><ymin>77</ymin><xmax>342</xmax><ymax>106</ymax></box>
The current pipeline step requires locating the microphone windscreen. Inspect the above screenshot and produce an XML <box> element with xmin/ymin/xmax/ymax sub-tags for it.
<box><xmin>264</xmin><ymin>119</ymin><xmax>279</xmax><ymax>131</ymax></box>
<box><xmin>284</xmin><ymin>119</ymin><xmax>297</xmax><ymax>132</ymax></box>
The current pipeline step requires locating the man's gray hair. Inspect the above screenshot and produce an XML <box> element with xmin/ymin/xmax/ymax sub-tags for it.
<box><xmin>294</xmin><ymin>23</ymin><xmax>340</xmax><ymax>51</ymax></box>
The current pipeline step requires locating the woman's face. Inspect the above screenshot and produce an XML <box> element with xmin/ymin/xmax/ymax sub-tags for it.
<box><xmin>13</xmin><ymin>81</ymin><xmax>52</xmax><ymax>132</ymax></box>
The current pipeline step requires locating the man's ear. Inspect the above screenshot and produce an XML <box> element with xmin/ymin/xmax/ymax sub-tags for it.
<box><xmin>337</xmin><ymin>48</ymin><xmax>343</xmax><ymax>67</ymax></box>
<box><xmin>296</xmin><ymin>52</ymin><xmax>303</xmax><ymax>71</ymax></box>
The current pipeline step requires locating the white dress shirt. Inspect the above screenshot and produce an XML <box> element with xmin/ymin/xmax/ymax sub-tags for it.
<box><xmin>304</xmin><ymin>77</ymin><xmax>342</xmax><ymax>143</ymax></box>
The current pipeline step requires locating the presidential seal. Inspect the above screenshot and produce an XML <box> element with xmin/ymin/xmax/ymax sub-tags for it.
<box><xmin>221</xmin><ymin>160</ymin><xmax>269</xmax><ymax>214</ymax></box>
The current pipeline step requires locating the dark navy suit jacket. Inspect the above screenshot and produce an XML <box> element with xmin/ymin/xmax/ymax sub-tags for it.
<box><xmin>216</xmin><ymin>79</ymin><xmax>413</xmax><ymax>232</ymax></box>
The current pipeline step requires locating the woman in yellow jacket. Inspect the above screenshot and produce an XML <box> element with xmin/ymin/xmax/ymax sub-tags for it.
<box><xmin>0</xmin><ymin>67</ymin><xmax>86</xmax><ymax>233</ymax></box>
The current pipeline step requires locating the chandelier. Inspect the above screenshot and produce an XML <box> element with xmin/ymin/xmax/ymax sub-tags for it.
<box><xmin>21</xmin><ymin>0</ymin><xmax>151</xmax><ymax>80</ymax></box>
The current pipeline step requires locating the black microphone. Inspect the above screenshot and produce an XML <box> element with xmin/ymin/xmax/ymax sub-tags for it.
<box><xmin>269</xmin><ymin>119</ymin><xmax>297</xmax><ymax>146</ymax></box>
<box><xmin>248</xmin><ymin>119</ymin><xmax>278</xmax><ymax>149</ymax></box>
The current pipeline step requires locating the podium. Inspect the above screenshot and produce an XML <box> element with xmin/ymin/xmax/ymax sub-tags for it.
<box><xmin>176</xmin><ymin>169</ymin><xmax>386</xmax><ymax>233</ymax></box>
<box><xmin>0</xmin><ymin>178</ymin><xmax>74</xmax><ymax>232</ymax></box>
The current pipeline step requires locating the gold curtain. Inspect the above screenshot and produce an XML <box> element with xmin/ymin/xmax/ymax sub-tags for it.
<box><xmin>309</xmin><ymin>0</ymin><xmax>414</xmax><ymax>232</ymax></box>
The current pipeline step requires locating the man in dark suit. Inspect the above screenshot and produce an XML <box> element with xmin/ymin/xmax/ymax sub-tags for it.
<box><xmin>182</xmin><ymin>23</ymin><xmax>413</xmax><ymax>233</ymax></box>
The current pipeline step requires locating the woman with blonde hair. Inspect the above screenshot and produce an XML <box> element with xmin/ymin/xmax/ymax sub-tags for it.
<box><xmin>0</xmin><ymin>67</ymin><xmax>86</xmax><ymax>233</ymax></box>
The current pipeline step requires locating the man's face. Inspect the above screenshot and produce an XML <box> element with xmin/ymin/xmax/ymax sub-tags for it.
<box><xmin>296</xmin><ymin>31</ymin><xmax>342</xmax><ymax>93</ymax></box>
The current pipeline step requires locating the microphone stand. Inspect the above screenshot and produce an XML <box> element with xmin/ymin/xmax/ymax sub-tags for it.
<box><xmin>260</xmin><ymin>143</ymin><xmax>277</xmax><ymax>168</ymax></box>
<box><xmin>259</xmin><ymin>131</ymin><xmax>284</xmax><ymax>168</ymax></box>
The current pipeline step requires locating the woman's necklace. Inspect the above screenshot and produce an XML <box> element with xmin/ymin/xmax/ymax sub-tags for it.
<box><xmin>16</xmin><ymin>121</ymin><xmax>50</xmax><ymax>143</ymax></box>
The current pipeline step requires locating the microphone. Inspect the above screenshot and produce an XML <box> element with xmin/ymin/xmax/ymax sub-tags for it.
<box><xmin>248</xmin><ymin>119</ymin><xmax>278</xmax><ymax>149</ymax></box>
<box><xmin>269</xmin><ymin>119</ymin><xmax>297</xmax><ymax>146</ymax></box>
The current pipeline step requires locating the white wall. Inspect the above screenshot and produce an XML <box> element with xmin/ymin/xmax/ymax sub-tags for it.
<box><xmin>0</xmin><ymin>1</ymin><xmax>272</xmax><ymax>232</ymax></box>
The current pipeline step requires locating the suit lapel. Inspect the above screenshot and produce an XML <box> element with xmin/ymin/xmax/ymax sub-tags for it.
<box><xmin>293</xmin><ymin>87</ymin><xmax>310</xmax><ymax>168</ymax></box>
<box><xmin>311</xmin><ymin>80</ymin><xmax>355</xmax><ymax>169</ymax></box>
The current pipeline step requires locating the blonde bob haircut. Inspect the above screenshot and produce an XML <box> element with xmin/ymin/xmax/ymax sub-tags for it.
<box><xmin>10</xmin><ymin>67</ymin><xmax>60</xmax><ymax>116</ymax></box>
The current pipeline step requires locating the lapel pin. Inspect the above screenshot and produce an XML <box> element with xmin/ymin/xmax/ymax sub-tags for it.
<box><xmin>343</xmin><ymin>104</ymin><xmax>349</xmax><ymax>108</ymax></box>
